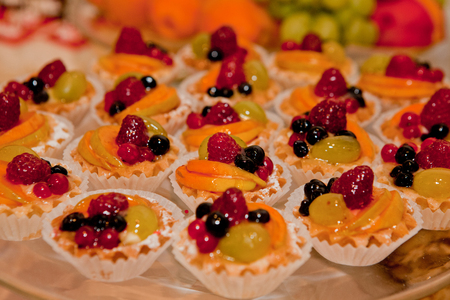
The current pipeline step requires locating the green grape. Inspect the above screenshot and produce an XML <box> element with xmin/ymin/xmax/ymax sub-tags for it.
<box><xmin>231</xmin><ymin>134</ymin><xmax>247</xmax><ymax>148</ymax></box>
<box><xmin>310</xmin><ymin>13</ymin><xmax>341</xmax><ymax>42</ymax></box>
<box><xmin>124</xmin><ymin>205</ymin><xmax>159</xmax><ymax>241</ymax></box>
<box><xmin>199</xmin><ymin>134</ymin><xmax>246</xmax><ymax>160</ymax></box>
<box><xmin>309</xmin><ymin>193</ymin><xmax>353</xmax><ymax>226</ymax></box>
<box><xmin>268</xmin><ymin>1</ymin><xmax>301</xmax><ymax>19</ymax></box>
<box><xmin>361</xmin><ymin>54</ymin><xmax>391</xmax><ymax>74</ymax></box>
<box><xmin>349</xmin><ymin>0</ymin><xmax>376</xmax><ymax>17</ymax></box>
<box><xmin>279</xmin><ymin>11</ymin><xmax>312</xmax><ymax>43</ymax></box>
<box><xmin>322</xmin><ymin>41</ymin><xmax>346</xmax><ymax>64</ymax></box>
<box><xmin>412</xmin><ymin>168</ymin><xmax>450</xmax><ymax>200</ymax></box>
<box><xmin>114</xmin><ymin>72</ymin><xmax>143</xmax><ymax>87</ymax></box>
<box><xmin>139</xmin><ymin>116</ymin><xmax>168</xmax><ymax>137</ymax></box>
<box><xmin>294</xmin><ymin>0</ymin><xmax>317</xmax><ymax>8</ymax></box>
<box><xmin>19</xmin><ymin>98</ymin><xmax>28</xmax><ymax>115</ymax></box>
<box><xmin>310</xmin><ymin>136</ymin><xmax>361</xmax><ymax>164</ymax></box>
<box><xmin>243</xmin><ymin>60</ymin><xmax>270</xmax><ymax>90</ymax></box>
<box><xmin>336</xmin><ymin>7</ymin><xmax>355</xmax><ymax>27</ymax></box>
<box><xmin>0</xmin><ymin>145</ymin><xmax>39</xmax><ymax>162</ymax></box>
<box><xmin>344</xmin><ymin>17</ymin><xmax>379</xmax><ymax>46</ymax></box>
<box><xmin>321</xmin><ymin>0</ymin><xmax>349</xmax><ymax>11</ymax></box>
<box><xmin>233</xmin><ymin>101</ymin><xmax>268</xmax><ymax>124</ymax></box>
<box><xmin>53</xmin><ymin>71</ymin><xmax>87</xmax><ymax>103</ymax></box>
<box><xmin>191</xmin><ymin>33</ymin><xmax>211</xmax><ymax>59</ymax></box>
<box><xmin>218</xmin><ymin>222</ymin><xmax>271</xmax><ymax>263</ymax></box>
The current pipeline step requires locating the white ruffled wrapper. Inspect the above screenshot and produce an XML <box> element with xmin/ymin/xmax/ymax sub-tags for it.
<box><xmin>171</xmin><ymin>210</ymin><xmax>312</xmax><ymax>299</ymax></box>
<box><xmin>63</xmin><ymin>134</ymin><xmax>185</xmax><ymax>192</ymax></box>
<box><xmin>89</xmin><ymin>86</ymin><xmax>193</xmax><ymax>135</ymax></box>
<box><xmin>169</xmin><ymin>152</ymin><xmax>292</xmax><ymax>211</ymax></box>
<box><xmin>0</xmin><ymin>158</ymin><xmax>89</xmax><ymax>241</ymax></box>
<box><xmin>285</xmin><ymin>180</ymin><xmax>423</xmax><ymax>266</ymax></box>
<box><xmin>420</xmin><ymin>208</ymin><xmax>450</xmax><ymax>230</ymax></box>
<box><xmin>41</xmin><ymin>189</ymin><xmax>184</xmax><ymax>282</ymax></box>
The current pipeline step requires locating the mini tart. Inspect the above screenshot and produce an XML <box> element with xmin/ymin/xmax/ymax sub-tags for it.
<box><xmin>270</xmin><ymin>121</ymin><xmax>380</xmax><ymax>186</ymax></box>
<box><xmin>0</xmin><ymin>111</ymin><xmax>74</xmax><ymax>159</ymax></box>
<box><xmin>42</xmin><ymin>189</ymin><xmax>183</xmax><ymax>282</ymax></box>
<box><xmin>179</xmin><ymin>70</ymin><xmax>281</xmax><ymax>110</ymax></box>
<box><xmin>91</xmin><ymin>84</ymin><xmax>192</xmax><ymax>135</ymax></box>
<box><xmin>267</xmin><ymin>51</ymin><xmax>358</xmax><ymax>89</ymax></box>
<box><xmin>172</xmin><ymin>209</ymin><xmax>312</xmax><ymax>299</ymax></box>
<box><xmin>286</xmin><ymin>180</ymin><xmax>422</xmax><ymax>266</ymax></box>
<box><xmin>274</xmin><ymin>86</ymin><xmax>381</xmax><ymax>128</ymax></box>
<box><xmin>169</xmin><ymin>153</ymin><xmax>291</xmax><ymax>211</ymax></box>
<box><xmin>0</xmin><ymin>158</ymin><xmax>88</xmax><ymax>241</ymax></box>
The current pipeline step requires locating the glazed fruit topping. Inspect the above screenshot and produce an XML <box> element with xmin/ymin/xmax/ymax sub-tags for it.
<box><xmin>60</xmin><ymin>212</ymin><xmax>86</xmax><ymax>231</ymax></box>
<box><xmin>416</xmin><ymin>139</ymin><xmax>450</xmax><ymax>169</ymax></box>
<box><xmin>88</xmin><ymin>193</ymin><xmax>129</xmax><ymax>217</ymax></box>
<box><xmin>305</xmin><ymin>126</ymin><xmax>328</xmax><ymax>145</ymax></box>
<box><xmin>114</xmin><ymin>77</ymin><xmax>146</xmax><ymax>107</ymax></box>
<box><xmin>301</xmin><ymin>33</ymin><xmax>322</xmax><ymax>52</ymax></box>
<box><xmin>204</xmin><ymin>102</ymin><xmax>240</xmax><ymax>126</ymax></box>
<box><xmin>4</xmin><ymin>81</ymin><xmax>33</xmax><ymax>101</ymax></box>
<box><xmin>281</xmin><ymin>40</ymin><xmax>300</xmax><ymax>51</ymax></box>
<box><xmin>381</xmin><ymin>144</ymin><xmax>399</xmax><ymax>163</ymax></box>
<box><xmin>420</xmin><ymin>88</ymin><xmax>450</xmax><ymax>131</ymax></box>
<box><xmin>247</xmin><ymin>209</ymin><xmax>270</xmax><ymax>223</ymax></box>
<box><xmin>148</xmin><ymin>134</ymin><xmax>171</xmax><ymax>156</ymax></box>
<box><xmin>314</xmin><ymin>68</ymin><xmax>347</xmax><ymax>98</ymax></box>
<box><xmin>207</xmin><ymin>132</ymin><xmax>242</xmax><ymax>164</ymax></box>
<box><xmin>308</xmin><ymin>99</ymin><xmax>347</xmax><ymax>133</ymax></box>
<box><xmin>330</xmin><ymin>165</ymin><xmax>374</xmax><ymax>210</ymax></box>
<box><xmin>186</xmin><ymin>112</ymin><xmax>205</xmax><ymax>129</ymax></box>
<box><xmin>210</xmin><ymin>26</ymin><xmax>239</xmax><ymax>59</ymax></box>
<box><xmin>38</xmin><ymin>59</ymin><xmax>66</xmax><ymax>87</ymax></box>
<box><xmin>299</xmin><ymin>179</ymin><xmax>329</xmax><ymax>216</ymax></box>
<box><xmin>116</xmin><ymin>115</ymin><xmax>149</xmax><ymax>147</ymax></box>
<box><xmin>216</xmin><ymin>50</ymin><xmax>247</xmax><ymax>90</ymax></box>
<box><xmin>46</xmin><ymin>173</ymin><xmax>69</xmax><ymax>195</ymax></box>
<box><xmin>6</xmin><ymin>153</ymin><xmax>51</xmax><ymax>185</ymax></box>
<box><xmin>0</xmin><ymin>92</ymin><xmax>20</xmax><ymax>131</ymax></box>
<box><xmin>385</xmin><ymin>55</ymin><xmax>444</xmax><ymax>82</ymax></box>
<box><xmin>211</xmin><ymin>187</ymin><xmax>248</xmax><ymax>226</ymax></box>
<box><xmin>141</xmin><ymin>76</ymin><xmax>157</xmax><ymax>90</ymax></box>
<box><xmin>395</xmin><ymin>144</ymin><xmax>416</xmax><ymax>164</ymax></box>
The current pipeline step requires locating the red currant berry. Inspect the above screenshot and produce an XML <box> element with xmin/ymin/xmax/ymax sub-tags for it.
<box><xmin>399</xmin><ymin>112</ymin><xmax>420</xmax><ymax>128</ymax></box>
<box><xmin>345</xmin><ymin>98</ymin><xmax>359</xmax><ymax>114</ymax></box>
<box><xmin>138</xmin><ymin>147</ymin><xmax>155</xmax><ymax>162</ymax></box>
<box><xmin>196</xmin><ymin>231</ymin><xmax>219</xmax><ymax>253</ymax></box>
<box><xmin>281</xmin><ymin>40</ymin><xmax>300</xmax><ymax>51</ymax></box>
<box><xmin>46</xmin><ymin>173</ymin><xmax>69</xmax><ymax>195</ymax></box>
<box><xmin>186</xmin><ymin>112</ymin><xmax>205</xmax><ymax>129</ymax></box>
<box><xmin>381</xmin><ymin>144</ymin><xmax>398</xmax><ymax>163</ymax></box>
<box><xmin>262</xmin><ymin>156</ymin><xmax>274</xmax><ymax>174</ymax></box>
<box><xmin>162</xmin><ymin>55</ymin><xmax>173</xmax><ymax>66</ymax></box>
<box><xmin>430</xmin><ymin>69</ymin><xmax>444</xmax><ymax>82</ymax></box>
<box><xmin>74</xmin><ymin>226</ymin><xmax>97</xmax><ymax>248</ymax></box>
<box><xmin>188</xmin><ymin>219</ymin><xmax>206</xmax><ymax>240</ymax></box>
<box><xmin>406</xmin><ymin>142</ymin><xmax>419</xmax><ymax>153</ymax></box>
<box><xmin>403</xmin><ymin>126</ymin><xmax>421</xmax><ymax>139</ymax></box>
<box><xmin>255</xmin><ymin>166</ymin><xmax>270</xmax><ymax>181</ymax></box>
<box><xmin>421</xmin><ymin>137</ymin><xmax>437</xmax><ymax>150</ymax></box>
<box><xmin>97</xmin><ymin>228</ymin><xmax>120</xmax><ymax>249</ymax></box>
<box><xmin>288</xmin><ymin>132</ymin><xmax>305</xmax><ymax>146</ymax></box>
<box><xmin>117</xmin><ymin>143</ymin><xmax>140</xmax><ymax>164</ymax></box>
<box><xmin>33</xmin><ymin>182</ymin><xmax>52</xmax><ymax>198</ymax></box>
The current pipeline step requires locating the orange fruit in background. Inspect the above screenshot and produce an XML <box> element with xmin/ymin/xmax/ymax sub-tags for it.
<box><xmin>101</xmin><ymin>0</ymin><xmax>149</xmax><ymax>28</ymax></box>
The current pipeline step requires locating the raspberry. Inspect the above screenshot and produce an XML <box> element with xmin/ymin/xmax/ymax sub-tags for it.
<box><xmin>103</xmin><ymin>91</ymin><xmax>117</xmax><ymax>112</ymax></box>
<box><xmin>4</xmin><ymin>81</ymin><xmax>33</xmax><ymax>101</ymax></box>
<box><xmin>38</xmin><ymin>59</ymin><xmax>66</xmax><ymax>87</ymax></box>
<box><xmin>0</xmin><ymin>92</ymin><xmax>20</xmax><ymax>131</ymax></box>
<box><xmin>420</xmin><ymin>88</ymin><xmax>450</xmax><ymax>131</ymax></box>
<box><xmin>421</xmin><ymin>137</ymin><xmax>437</xmax><ymax>151</ymax></box>
<box><xmin>210</xmin><ymin>26</ymin><xmax>239</xmax><ymax>58</ymax></box>
<box><xmin>416</xmin><ymin>139</ymin><xmax>450</xmax><ymax>169</ymax></box>
<box><xmin>204</xmin><ymin>102</ymin><xmax>240</xmax><ymax>125</ymax></box>
<box><xmin>385</xmin><ymin>55</ymin><xmax>417</xmax><ymax>78</ymax></box>
<box><xmin>114</xmin><ymin>77</ymin><xmax>146</xmax><ymax>107</ymax></box>
<box><xmin>314</xmin><ymin>68</ymin><xmax>347</xmax><ymax>98</ymax></box>
<box><xmin>330</xmin><ymin>166</ymin><xmax>374</xmax><ymax>210</ymax></box>
<box><xmin>186</xmin><ymin>112</ymin><xmax>205</xmax><ymax>129</ymax></box>
<box><xmin>114</xmin><ymin>27</ymin><xmax>147</xmax><ymax>55</ymax></box>
<box><xmin>216</xmin><ymin>50</ymin><xmax>247</xmax><ymax>89</ymax></box>
<box><xmin>308</xmin><ymin>99</ymin><xmax>347</xmax><ymax>133</ymax></box>
<box><xmin>207</xmin><ymin>132</ymin><xmax>242</xmax><ymax>164</ymax></box>
<box><xmin>87</xmin><ymin>192</ymin><xmax>129</xmax><ymax>217</ymax></box>
<box><xmin>116</xmin><ymin>115</ymin><xmax>149</xmax><ymax>147</ymax></box>
<box><xmin>281</xmin><ymin>40</ymin><xmax>300</xmax><ymax>51</ymax></box>
<box><xmin>301</xmin><ymin>33</ymin><xmax>322</xmax><ymax>52</ymax></box>
<box><xmin>211</xmin><ymin>187</ymin><xmax>248</xmax><ymax>226</ymax></box>
<box><xmin>6</xmin><ymin>154</ymin><xmax>51</xmax><ymax>185</ymax></box>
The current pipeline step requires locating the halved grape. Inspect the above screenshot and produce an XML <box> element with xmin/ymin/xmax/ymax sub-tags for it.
<box><xmin>412</xmin><ymin>168</ymin><xmax>450</xmax><ymax>200</ymax></box>
<box><xmin>53</xmin><ymin>71</ymin><xmax>87</xmax><ymax>103</ymax></box>
<box><xmin>191</xmin><ymin>33</ymin><xmax>211</xmax><ymax>59</ymax></box>
<box><xmin>310</xmin><ymin>136</ymin><xmax>361</xmax><ymax>164</ymax></box>
<box><xmin>279</xmin><ymin>12</ymin><xmax>312</xmax><ymax>43</ymax></box>
<box><xmin>139</xmin><ymin>116</ymin><xmax>168</xmax><ymax>137</ymax></box>
<box><xmin>233</xmin><ymin>101</ymin><xmax>268</xmax><ymax>124</ymax></box>
<box><xmin>361</xmin><ymin>54</ymin><xmax>391</xmax><ymax>74</ymax></box>
<box><xmin>243</xmin><ymin>60</ymin><xmax>269</xmax><ymax>90</ymax></box>
<box><xmin>344</xmin><ymin>17</ymin><xmax>379</xmax><ymax>45</ymax></box>
<box><xmin>0</xmin><ymin>145</ymin><xmax>39</xmax><ymax>162</ymax></box>
<box><xmin>124</xmin><ymin>205</ymin><xmax>158</xmax><ymax>241</ymax></box>
<box><xmin>19</xmin><ymin>98</ymin><xmax>28</xmax><ymax>115</ymax></box>
<box><xmin>310</xmin><ymin>13</ymin><xmax>340</xmax><ymax>42</ymax></box>
<box><xmin>309</xmin><ymin>193</ymin><xmax>353</xmax><ymax>226</ymax></box>
<box><xmin>322</xmin><ymin>41</ymin><xmax>346</xmax><ymax>64</ymax></box>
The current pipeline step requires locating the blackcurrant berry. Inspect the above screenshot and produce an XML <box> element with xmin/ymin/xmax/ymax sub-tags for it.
<box><xmin>244</xmin><ymin>145</ymin><xmax>265</xmax><ymax>166</ymax></box>
<box><xmin>247</xmin><ymin>209</ymin><xmax>270</xmax><ymax>223</ymax></box>
<box><xmin>25</xmin><ymin>77</ymin><xmax>45</xmax><ymax>94</ymax></box>
<box><xmin>205</xmin><ymin>211</ymin><xmax>229</xmax><ymax>238</ymax></box>
<box><xmin>207</xmin><ymin>49</ymin><xmax>223</xmax><ymax>61</ymax></box>
<box><xmin>141</xmin><ymin>76</ymin><xmax>157</xmax><ymax>90</ymax></box>
<box><xmin>88</xmin><ymin>214</ymin><xmax>110</xmax><ymax>232</ymax></box>
<box><xmin>299</xmin><ymin>199</ymin><xmax>311</xmax><ymax>216</ymax></box>
<box><xmin>395</xmin><ymin>144</ymin><xmax>416</xmax><ymax>164</ymax></box>
<box><xmin>60</xmin><ymin>212</ymin><xmax>86</xmax><ymax>231</ymax></box>
<box><xmin>196</xmin><ymin>202</ymin><xmax>212</xmax><ymax>219</ymax></box>
<box><xmin>291</xmin><ymin>118</ymin><xmax>311</xmax><ymax>134</ymax></box>
<box><xmin>306</xmin><ymin>126</ymin><xmax>328</xmax><ymax>145</ymax></box>
<box><xmin>51</xmin><ymin>165</ymin><xmax>68</xmax><ymax>176</ymax></box>
<box><xmin>304</xmin><ymin>179</ymin><xmax>327</xmax><ymax>201</ymax></box>
<box><xmin>390</xmin><ymin>165</ymin><xmax>403</xmax><ymax>177</ymax></box>
<box><xmin>109</xmin><ymin>215</ymin><xmax>127</xmax><ymax>232</ymax></box>
<box><xmin>335</xmin><ymin>130</ymin><xmax>356</xmax><ymax>139</ymax></box>
<box><xmin>234</xmin><ymin>154</ymin><xmax>258</xmax><ymax>173</ymax></box>
<box><xmin>237</xmin><ymin>83</ymin><xmax>252</xmax><ymax>95</ymax></box>
<box><xmin>148</xmin><ymin>134</ymin><xmax>170</xmax><ymax>156</ymax></box>
<box><xmin>429</xmin><ymin>123</ymin><xmax>449</xmax><ymax>140</ymax></box>
<box><xmin>402</xmin><ymin>160</ymin><xmax>419</xmax><ymax>173</ymax></box>
<box><xmin>33</xmin><ymin>90</ymin><xmax>49</xmax><ymax>104</ymax></box>
<box><xmin>109</xmin><ymin>101</ymin><xmax>126</xmax><ymax>116</ymax></box>
<box><xmin>293</xmin><ymin>140</ymin><xmax>309</xmax><ymax>157</ymax></box>
<box><xmin>347</xmin><ymin>86</ymin><xmax>366</xmax><ymax>107</ymax></box>
<box><xmin>394</xmin><ymin>172</ymin><xmax>414</xmax><ymax>187</ymax></box>
<box><xmin>207</xmin><ymin>86</ymin><xmax>220</xmax><ymax>97</ymax></box>
<box><xmin>220</xmin><ymin>88</ymin><xmax>234</xmax><ymax>98</ymax></box>
<box><xmin>201</xmin><ymin>106</ymin><xmax>212</xmax><ymax>117</ymax></box>
<box><xmin>326</xmin><ymin>177</ymin><xmax>338</xmax><ymax>192</ymax></box>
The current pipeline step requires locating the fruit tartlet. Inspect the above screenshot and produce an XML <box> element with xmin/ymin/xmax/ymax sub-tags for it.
<box><xmin>373</xmin><ymin>88</ymin><xmax>450</xmax><ymax>145</ymax></box>
<box><xmin>169</xmin><ymin>132</ymin><xmax>291</xmax><ymax>211</ymax></box>
<box><xmin>172</xmin><ymin>188</ymin><xmax>312</xmax><ymax>299</ymax></box>
<box><xmin>267</xmin><ymin>33</ymin><xmax>357</xmax><ymax>89</ymax></box>
<box><xmin>286</xmin><ymin>166</ymin><xmax>422</xmax><ymax>266</ymax></box>
<box><xmin>0</xmin><ymin>146</ymin><xmax>87</xmax><ymax>241</ymax></box>
<box><xmin>92</xmin><ymin>27</ymin><xmax>178</xmax><ymax>89</ymax></box>
<box><xmin>357</xmin><ymin>54</ymin><xmax>446</xmax><ymax>109</ymax></box>
<box><xmin>376</xmin><ymin>140</ymin><xmax>450</xmax><ymax>230</ymax></box>
<box><xmin>271</xmin><ymin>99</ymin><xmax>379</xmax><ymax>186</ymax></box>
<box><xmin>274</xmin><ymin>68</ymin><xmax>381</xmax><ymax>128</ymax></box>
<box><xmin>0</xmin><ymin>92</ymin><xmax>74</xmax><ymax>158</ymax></box>
<box><xmin>42</xmin><ymin>189</ymin><xmax>183</xmax><ymax>281</ymax></box>
<box><xmin>91</xmin><ymin>74</ymin><xmax>191</xmax><ymax>134</ymax></box>
<box><xmin>177</xmin><ymin>26</ymin><xmax>267</xmax><ymax>78</ymax></box>
<box><xmin>179</xmin><ymin>101</ymin><xmax>282</xmax><ymax>152</ymax></box>
<box><xmin>2</xmin><ymin>59</ymin><xmax>103</xmax><ymax>126</ymax></box>
<box><xmin>64</xmin><ymin>115</ymin><xmax>183</xmax><ymax>191</ymax></box>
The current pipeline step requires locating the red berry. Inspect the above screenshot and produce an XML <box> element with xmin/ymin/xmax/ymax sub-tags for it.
<box><xmin>416</xmin><ymin>139</ymin><xmax>450</xmax><ymax>169</ymax></box>
<box><xmin>38</xmin><ymin>59</ymin><xmax>66</xmax><ymax>87</ymax></box>
<box><xmin>256</xmin><ymin>166</ymin><xmax>270</xmax><ymax>181</ymax></box>
<box><xmin>188</xmin><ymin>219</ymin><xmax>206</xmax><ymax>240</ymax></box>
<box><xmin>74</xmin><ymin>225</ymin><xmax>97</xmax><ymax>248</ymax></box>
<box><xmin>420</xmin><ymin>88</ymin><xmax>450</xmax><ymax>131</ymax></box>
<box><xmin>216</xmin><ymin>52</ymin><xmax>247</xmax><ymax>89</ymax></box>
<box><xmin>204</xmin><ymin>102</ymin><xmax>240</xmax><ymax>125</ymax></box>
<box><xmin>7</xmin><ymin>154</ymin><xmax>51</xmax><ymax>185</ymax></box>
<box><xmin>138</xmin><ymin>147</ymin><xmax>155</xmax><ymax>162</ymax></box>
<box><xmin>207</xmin><ymin>132</ymin><xmax>242</xmax><ymax>164</ymax></box>
<box><xmin>211</xmin><ymin>188</ymin><xmax>248</xmax><ymax>226</ymax></box>
<box><xmin>186</xmin><ymin>112</ymin><xmax>205</xmax><ymax>129</ymax></box>
<box><xmin>281</xmin><ymin>40</ymin><xmax>300</xmax><ymax>51</ymax></box>
<box><xmin>308</xmin><ymin>99</ymin><xmax>347</xmax><ymax>133</ymax></box>
<box><xmin>421</xmin><ymin>137</ymin><xmax>436</xmax><ymax>151</ymax></box>
<box><xmin>103</xmin><ymin>91</ymin><xmax>117</xmax><ymax>112</ymax></box>
<box><xmin>330</xmin><ymin>165</ymin><xmax>374</xmax><ymax>210</ymax></box>
<box><xmin>345</xmin><ymin>98</ymin><xmax>359</xmax><ymax>114</ymax></box>
<box><xmin>210</xmin><ymin>26</ymin><xmax>238</xmax><ymax>58</ymax></box>
<box><xmin>406</xmin><ymin>142</ymin><xmax>419</xmax><ymax>152</ymax></box>
<box><xmin>314</xmin><ymin>68</ymin><xmax>347</xmax><ymax>98</ymax></box>
<box><xmin>301</xmin><ymin>33</ymin><xmax>322</xmax><ymax>52</ymax></box>
<box><xmin>161</xmin><ymin>55</ymin><xmax>173</xmax><ymax>66</ymax></box>
<box><xmin>116</xmin><ymin>115</ymin><xmax>149</xmax><ymax>147</ymax></box>
<box><xmin>290</xmin><ymin>115</ymin><xmax>309</xmax><ymax>129</ymax></box>
<box><xmin>414</xmin><ymin>66</ymin><xmax>433</xmax><ymax>82</ymax></box>
<box><xmin>117</xmin><ymin>143</ymin><xmax>140</xmax><ymax>164</ymax></box>
<box><xmin>114</xmin><ymin>77</ymin><xmax>146</xmax><ymax>107</ymax></box>
<box><xmin>0</xmin><ymin>92</ymin><xmax>20</xmax><ymax>131</ymax></box>
<box><xmin>402</xmin><ymin>126</ymin><xmax>421</xmax><ymax>139</ymax></box>
<box><xmin>288</xmin><ymin>132</ymin><xmax>305</xmax><ymax>146</ymax></box>
<box><xmin>87</xmin><ymin>193</ymin><xmax>129</xmax><ymax>217</ymax></box>
<box><xmin>146</xmin><ymin>46</ymin><xmax>165</xmax><ymax>60</ymax></box>
<box><xmin>399</xmin><ymin>112</ymin><xmax>420</xmax><ymax>128</ymax></box>
<box><xmin>385</xmin><ymin>55</ymin><xmax>416</xmax><ymax>78</ymax></box>
<box><xmin>4</xmin><ymin>81</ymin><xmax>33</xmax><ymax>101</ymax></box>
<box><xmin>33</xmin><ymin>182</ymin><xmax>52</xmax><ymax>198</ymax></box>
<box><xmin>114</xmin><ymin>27</ymin><xmax>147</xmax><ymax>55</ymax></box>
<box><xmin>381</xmin><ymin>144</ymin><xmax>399</xmax><ymax>163</ymax></box>
<box><xmin>46</xmin><ymin>173</ymin><xmax>69</xmax><ymax>195</ymax></box>
<box><xmin>97</xmin><ymin>228</ymin><xmax>120</xmax><ymax>249</ymax></box>
<box><xmin>196</xmin><ymin>231</ymin><xmax>219</xmax><ymax>253</ymax></box>
<box><xmin>430</xmin><ymin>69</ymin><xmax>444</xmax><ymax>82</ymax></box>
<box><xmin>262</xmin><ymin>156</ymin><xmax>274</xmax><ymax>174</ymax></box>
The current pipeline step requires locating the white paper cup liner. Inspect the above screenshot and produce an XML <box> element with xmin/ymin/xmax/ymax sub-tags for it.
<box><xmin>0</xmin><ymin>158</ymin><xmax>89</xmax><ymax>241</ymax></box>
<box><xmin>169</xmin><ymin>152</ymin><xmax>292</xmax><ymax>211</ymax></box>
<box><xmin>41</xmin><ymin>189</ymin><xmax>184</xmax><ymax>282</ymax></box>
<box><xmin>63</xmin><ymin>134</ymin><xmax>185</xmax><ymax>192</ymax></box>
<box><xmin>171</xmin><ymin>210</ymin><xmax>312</xmax><ymax>299</ymax></box>
<box><xmin>285</xmin><ymin>180</ymin><xmax>423</xmax><ymax>266</ymax></box>
<box><xmin>420</xmin><ymin>208</ymin><xmax>450</xmax><ymax>230</ymax></box>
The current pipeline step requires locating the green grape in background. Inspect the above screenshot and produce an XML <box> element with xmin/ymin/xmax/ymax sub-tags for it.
<box><xmin>268</xmin><ymin>0</ymin><xmax>301</xmax><ymax>19</ymax></box>
<box><xmin>336</xmin><ymin>7</ymin><xmax>355</xmax><ymax>27</ymax></box>
<box><xmin>360</xmin><ymin>54</ymin><xmax>391</xmax><ymax>74</ymax></box>
<box><xmin>322</xmin><ymin>41</ymin><xmax>347</xmax><ymax>64</ymax></box>
<box><xmin>191</xmin><ymin>33</ymin><xmax>210</xmax><ymax>59</ymax></box>
<box><xmin>344</xmin><ymin>17</ymin><xmax>379</xmax><ymax>45</ymax></box>
<box><xmin>348</xmin><ymin>0</ymin><xmax>376</xmax><ymax>17</ymax></box>
<box><xmin>280</xmin><ymin>11</ymin><xmax>312</xmax><ymax>42</ymax></box>
<box><xmin>320</xmin><ymin>0</ymin><xmax>349</xmax><ymax>11</ymax></box>
<box><xmin>294</xmin><ymin>0</ymin><xmax>317</xmax><ymax>9</ymax></box>
<box><xmin>310</xmin><ymin>13</ymin><xmax>340</xmax><ymax>41</ymax></box>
